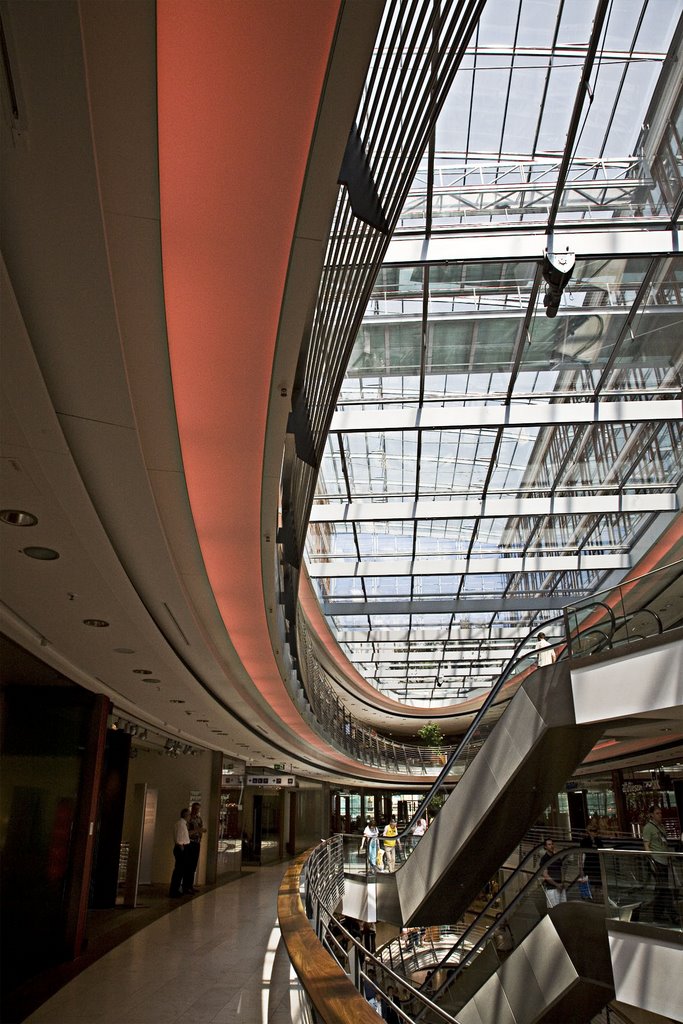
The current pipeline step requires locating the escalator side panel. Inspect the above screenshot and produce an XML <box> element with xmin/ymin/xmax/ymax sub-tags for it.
<box><xmin>457</xmin><ymin>904</ymin><xmax>614</xmax><ymax>1024</ymax></box>
<box><xmin>571</xmin><ymin>635</ymin><xmax>683</xmax><ymax>724</ymax></box>
<box><xmin>395</xmin><ymin>662</ymin><xmax>602</xmax><ymax>924</ymax></box>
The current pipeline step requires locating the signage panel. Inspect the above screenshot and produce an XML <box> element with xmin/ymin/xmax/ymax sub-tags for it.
<box><xmin>246</xmin><ymin>774</ymin><xmax>296</xmax><ymax>787</ymax></box>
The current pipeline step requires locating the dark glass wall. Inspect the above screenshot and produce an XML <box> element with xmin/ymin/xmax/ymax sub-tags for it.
<box><xmin>0</xmin><ymin>637</ymin><xmax>107</xmax><ymax>1017</ymax></box>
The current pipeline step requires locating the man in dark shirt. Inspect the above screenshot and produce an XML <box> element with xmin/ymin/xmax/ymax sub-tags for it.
<box><xmin>382</xmin><ymin>985</ymin><xmax>400</xmax><ymax>1023</ymax></box>
<box><xmin>540</xmin><ymin>837</ymin><xmax>566</xmax><ymax>908</ymax></box>
<box><xmin>184</xmin><ymin>801</ymin><xmax>206</xmax><ymax>894</ymax></box>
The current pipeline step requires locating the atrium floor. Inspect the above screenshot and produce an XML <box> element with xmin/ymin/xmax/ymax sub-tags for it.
<box><xmin>23</xmin><ymin>862</ymin><xmax>304</xmax><ymax>1024</ymax></box>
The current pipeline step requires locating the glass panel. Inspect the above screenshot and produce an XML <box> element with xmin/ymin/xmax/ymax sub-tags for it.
<box><xmin>306</xmin><ymin>0</ymin><xmax>682</xmax><ymax>706</ymax></box>
<box><xmin>415</xmin><ymin>520</ymin><xmax>473</xmax><ymax>555</ymax></box>
<box><xmin>606</xmin><ymin>257</ymin><xmax>683</xmax><ymax>390</ymax></box>
<box><xmin>307</xmin><ymin>521</ymin><xmax>355</xmax><ymax>560</ymax></box>
<box><xmin>339</xmin><ymin>431</ymin><xmax>418</xmax><ymax>497</ymax></box>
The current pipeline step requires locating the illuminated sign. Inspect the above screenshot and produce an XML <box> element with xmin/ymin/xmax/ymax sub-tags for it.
<box><xmin>222</xmin><ymin>775</ymin><xmax>245</xmax><ymax>787</ymax></box>
<box><xmin>246</xmin><ymin>775</ymin><xmax>296</xmax><ymax>787</ymax></box>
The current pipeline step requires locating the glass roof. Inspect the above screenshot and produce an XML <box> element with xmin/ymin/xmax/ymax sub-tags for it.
<box><xmin>305</xmin><ymin>0</ymin><xmax>683</xmax><ymax>706</ymax></box>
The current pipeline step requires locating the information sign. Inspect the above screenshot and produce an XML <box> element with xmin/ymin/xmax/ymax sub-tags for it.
<box><xmin>246</xmin><ymin>774</ymin><xmax>296</xmax><ymax>787</ymax></box>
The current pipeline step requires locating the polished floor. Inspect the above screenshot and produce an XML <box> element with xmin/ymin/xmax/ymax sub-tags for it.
<box><xmin>25</xmin><ymin>863</ymin><xmax>308</xmax><ymax>1024</ymax></box>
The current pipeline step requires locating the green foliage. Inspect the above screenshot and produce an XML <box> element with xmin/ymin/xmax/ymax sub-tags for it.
<box><xmin>417</xmin><ymin>721</ymin><xmax>444</xmax><ymax>748</ymax></box>
<box><xmin>428</xmin><ymin>792</ymin><xmax>446</xmax><ymax>816</ymax></box>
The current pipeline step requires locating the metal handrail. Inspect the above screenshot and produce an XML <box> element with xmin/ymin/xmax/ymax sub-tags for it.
<box><xmin>409</xmin><ymin>845</ymin><xmax>585</xmax><ymax>1021</ymax></box>
<box><xmin>293</xmin><ymin>559</ymin><xmax>681</xmax><ymax>780</ymax></box>
<box><xmin>397</xmin><ymin>615</ymin><xmax>567</xmax><ymax>839</ymax></box>
<box><xmin>397</xmin><ymin>560</ymin><xmax>682</xmax><ymax>839</ymax></box>
<box><xmin>305</xmin><ymin>835</ymin><xmax>587</xmax><ymax>1024</ymax></box>
<box><xmin>304</xmin><ymin>836</ymin><xmax>461</xmax><ymax>1024</ymax></box>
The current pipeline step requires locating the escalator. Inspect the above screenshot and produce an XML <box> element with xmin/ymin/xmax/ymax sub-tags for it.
<box><xmin>374</xmin><ymin>622</ymin><xmax>683</xmax><ymax>928</ymax></box>
<box><xmin>399</xmin><ymin>845</ymin><xmax>616</xmax><ymax>1024</ymax></box>
<box><xmin>310</xmin><ymin>566</ymin><xmax>683</xmax><ymax>1023</ymax></box>
<box><xmin>455</xmin><ymin>902</ymin><xmax>614</xmax><ymax>1024</ymax></box>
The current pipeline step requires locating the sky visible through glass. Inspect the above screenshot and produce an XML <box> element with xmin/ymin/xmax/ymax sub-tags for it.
<box><xmin>306</xmin><ymin>0</ymin><xmax>683</xmax><ymax>706</ymax></box>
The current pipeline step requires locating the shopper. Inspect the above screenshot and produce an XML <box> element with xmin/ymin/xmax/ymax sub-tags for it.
<box><xmin>382</xmin><ymin>816</ymin><xmax>401</xmax><ymax>871</ymax></box>
<box><xmin>363</xmin><ymin>818</ymin><xmax>380</xmax><ymax>872</ymax></box>
<box><xmin>535</xmin><ymin>633</ymin><xmax>556</xmax><ymax>667</ymax></box>
<box><xmin>184</xmin><ymin>801</ymin><xmax>206</xmax><ymax>894</ymax></box>
<box><xmin>361</xmin><ymin>920</ymin><xmax>376</xmax><ymax>954</ymax></box>
<box><xmin>643</xmin><ymin>806</ymin><xmax>678</xmax><ymax>924</ymax></box>
<box><xmin>540</xmin><ymin>837</ymin><xmax>566</xmax><ymax>907</ymax></box>
<box><xmin>382</xmin><ymin>985</ymin><xmax>400</xmax><ymax>1023</ymax></box>
<box><xmin>169</xmin><ymin>808</ymin><xmax>190</xmax><ymax>897</ymax></box>
<box><xmin>493</xmin><ymin>913</ymin><xmax>514</xmax><ymax>959</ymax></box>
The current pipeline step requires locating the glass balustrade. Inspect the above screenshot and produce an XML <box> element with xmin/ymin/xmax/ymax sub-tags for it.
<box><xmin>599</xmin><ymin>848</ymin><xmax>683</xmax><ymax>930</ymax></box>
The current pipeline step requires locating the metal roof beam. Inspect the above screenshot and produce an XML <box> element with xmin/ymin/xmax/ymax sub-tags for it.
<box><xmin>325</xmin><ymin>594</ymin><xmax>571</xmax><ymax>614</ymax></box>
<box><xmin>329</xmin><ymin>399</ymin><xmax>682</xmax><ymax>435</ymax></box>
<box><xmin>310</xmin><ymin>492</ymin><xmax>677</xmax><ymax>524</ymax></box>
<box><xmin>308</xmin><ymin>552</ymin><xmax>629</xmax><ymax>578</ymax></box>
<box><xmin>383</xmin><ymin>227</ymin><xmax>677</xmax><ymax>267</ymax></box>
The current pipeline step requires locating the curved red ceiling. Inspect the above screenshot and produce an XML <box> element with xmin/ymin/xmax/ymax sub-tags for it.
<box><xmin>156</xmin><ymin>0</ymin><xmax>342</xmax><ymax>734</ymax></box>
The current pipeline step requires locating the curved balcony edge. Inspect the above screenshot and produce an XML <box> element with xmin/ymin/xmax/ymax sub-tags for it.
<box><xmin>277</xmin><ymin>850</ymin><xmax>382</xmax><ymax>1024</ymax></box>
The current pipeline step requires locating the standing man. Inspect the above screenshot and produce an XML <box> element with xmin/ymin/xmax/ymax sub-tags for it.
<box><xmin>169</xmin><ymin>808</ymin><xmax>190</xmax><ymax>897</ymax></box>
<box><xmin>643</xmin><ymin>805</ymin><xmax>677</xmax><ymax>924</ymax></box>
<box><xmin>382</xmin><ymin>816</ymin><xmax>401</xmax><ymax>872</ymax></box>
<box><xmin>184</xmin><ymin>801</ymin><xmax>206</xmax><ymax>894</ymax></box>
<box><xmin>540</xmin><ymin>837</ymin><xmax>566</xmax><ymax>908</ymax></box>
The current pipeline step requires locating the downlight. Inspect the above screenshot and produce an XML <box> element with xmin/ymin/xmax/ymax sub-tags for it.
<box><xmin>0</xmin><ymin>509</ymin><xmax>38</xmax><ymax>527</ymax></box>
<box><xmin>23</xmin><ymin>546</ymin><xmax>59</xmax><ymax>560</ymax></box>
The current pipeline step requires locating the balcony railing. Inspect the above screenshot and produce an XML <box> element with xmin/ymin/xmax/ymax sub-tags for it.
<box><xmin>599</xmin><ymin>848</ymin><xmax>683</xmax><ymax>930</ymax></box>
<box><xmin>293</xmin><ymin>559</ymin><xmax>682</xmax><ymax>779</ymax></box>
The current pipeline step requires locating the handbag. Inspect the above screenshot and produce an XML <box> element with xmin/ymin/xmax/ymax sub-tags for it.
<box><xmin>359</xmin><ymin>838</ymin><xmax>366</xmax><ymax>855</ymax></box>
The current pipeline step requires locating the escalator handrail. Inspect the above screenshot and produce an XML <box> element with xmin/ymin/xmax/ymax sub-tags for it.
<box><xmin>398</xmin><ymin>616</ymin><xmax>567</xmax><ymax>840</ymax></box>
<box><xmin>397</xmin><ymin>562</ymin><xmax>680</xmax><ymax>842</ymax></box>
<box><xmin>413</xmin><ymin>844</ymin><xmax>582</xmax><ymax>1013</ymax></box>
<box><xmin>386</xmin><ymin>839</ymin><xmax>547</xmax><ymax>982</ymax></box>
<box><xmin>621</xmin><ymin>606</ymin><xmax>664</xmax><ymax>636</ymax></box>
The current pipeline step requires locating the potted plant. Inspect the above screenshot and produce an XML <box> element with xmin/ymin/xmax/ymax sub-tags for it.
<box><xmin>417</xmin><ymin>722</ymin><xmax>446</xmax><ymax>763</ymax></box>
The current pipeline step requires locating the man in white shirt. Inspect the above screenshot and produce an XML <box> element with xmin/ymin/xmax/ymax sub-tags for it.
<box><xmin>169</xmin><ymin>808</ymin><xmax>190</xmax><ymax>897</ymax></box>
<box><xmin>535</xmin><ymin>633</ymin><xmax>556</xmax><ymax>667</ymax></box>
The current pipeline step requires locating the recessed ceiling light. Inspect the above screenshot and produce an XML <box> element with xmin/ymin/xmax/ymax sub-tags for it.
<box><xmin>1</xmin><ymin>509</ymin><xmax>38</xmax><ymax>527</ymax></box>
<box><xmin>197</xmin><ymin>719</ymin><xmax>209</xmax><ymax>723</ymax></box>
<box><xmin>169</xmin><ymin>699</ymin><xmax>185</xmax><ymax>704</ymax></box>
<box><xmin>23</xmin><ymin>546</ymin><xmax>59</xmax><ymax>560</ymax></box>
<box><xmin>133</xmin><ymin>669</ymin><xmax>152</xmax><ymax>674</ymax></box>
<box><xmin>142</xmin><ymin>677</ymin><xmax>160</xmax><ymax>683</ymax></box>
<box><xmin>83</xmin><ymin>618</ymin><xmax>109</xmax><ymax>628</ymax></box>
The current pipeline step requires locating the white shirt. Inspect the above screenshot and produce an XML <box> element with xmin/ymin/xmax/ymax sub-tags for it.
<box><xmin>174</xmin><ymin>817</ymin><xmax>190</xmax><ymax>845</ymax></box>
<box><xmin>413</xmin><ymin>818</ymin><xmax>427</xmax><ymax>836</ymax></box>
<box><xmin>536</xmin><ymin>639</ymin><xmax>556</xmax><ymax>667</ymax></box>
